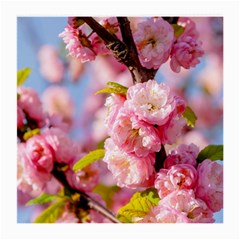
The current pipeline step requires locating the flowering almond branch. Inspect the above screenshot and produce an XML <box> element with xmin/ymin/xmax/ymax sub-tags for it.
<box><xmin>51</xmin><ymin>163</ymin><xmax>121</xmax><ymax>223</ymax></box>
<box><xmin>80</xmin><ymin>17</ymin><xmax>156</xmax><ymax>83</ymax></box>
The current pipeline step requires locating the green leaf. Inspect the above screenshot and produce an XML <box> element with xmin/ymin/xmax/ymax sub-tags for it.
<box><xmin>172</xmin><ymin>24</ymin><xmax>185</xmax><ymax>38</ymax></box>
<box><xmin>34</xmin><ymin>200</ymin><xmax>66</xmax><ymax>223</ymax></box>
<box><xmin>117</xmin><ymin>188</ymin><xmax>160</xmax><ymax>223</ymax></box>
<box><xmin>17</xmin><ymin>68</ymin><xmax>31</xmax><ymax>86</ymax></box>
<box><xmin>107</xmin><ymin>82</ymin><xmax>128</xmax><ymax>92</ymax></box>
<box><xmin>26</xmin><ymin>193</ymin><xmax>60</xmax><ymax>206</ymax></box>
<box><xmin>95</xmin><ymin>81</ymin><xmax>128</xmax><ymax>95</ymax></box>
<box><xmin>73</xmin><ymin>149</ymin><xmax>105</xmax><ymax>172</ymax></box>
<box><xmin>182</xmin><ymin>106</ymin><xmax>197</xmax><ymax>127</ymax></box>
<box><xmin>196</xmin><ymin>145</ymin><xmax>223</xmax><ymax>163</ymax></box>
<box><xmin>93</xmin><ymin>184</ymin><xmax>120</xmax><ymax>208</ymax></box>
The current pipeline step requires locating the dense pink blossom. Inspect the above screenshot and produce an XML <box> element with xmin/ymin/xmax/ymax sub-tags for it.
<box><xmin>195</xmin><ymin>159</ymin><xmax>223</xmax><ymax>212</ymax></box>
<box><xmin>18</xmin><ymin>87</ymin><xmax>46</xmax><ymax>128</ymax></box>
<box><xmin>125</xmin><ymin>80</ymin><xmax>175</xmax><ymax>126</ymax></box>
<box><xmin>159</xmin><ymin>189</ymin><xmax>214</xmax><ymax>223</ymax></box>
<box><xmin>134</xmin><ymin>17</ymin><xmax>174</xmax><ymax>69</ymax></box>
<box><xmin>42</xmin><ymin>86</ymin><xmax>74</xmax><ymax>126</ymax></box>
<box><xmin>100</xmin><ymin>17</ymin><xmax>120</xmax><ymax>36</ymax></box>
<box><xmin>140</xmin><ymin>205</ymin><xmax>189</xmax><ymax>223</ymax></box>
<box><xmin>42</xmin><ymin>127</ymin><xmax>80</xmax><ymax>164</ymax></box>
<box><xmin>65</xmin><ymin>154</ymin><xmax>99</xmax><ymax>192</ymax></box>
<box><xmin>38</xmin><ymin>45</ymin><xmax>64</xmax><ymax>83</ymax></box>
<box><xmin>170</xmin><ymin>36</ymin><xmax>204</xmax><ymax>73</ymax></box>
<box><xmin>90</xmin><ymin>32</ymin><xmax>110</xmax><ymax>55</ymax></box>
<box><xmin>59</xmin><ymin>24</ymin><xmax>96</xmax><ymax>62</ymax></box>
<box><xmin>25</xmin><ymin>135</ymin><xmax>54</xmax><ymax>173</ymax></box>
<box><xmin>111</xmin><ymin>108</ymin><xmax>161</xmax><ymax>157</ymax></box>
<box><xmin>104</xmin><ymin>93</ymin><xmax>126</xmax><ymax>132</ymax></box>
<box><xmin>157</xmin><ymin>116</ymin><xmax>186</xmax><ymax>145</ymax></box>
<box><xmin>68</xmin><ymin>17</ymin><xmax>84</xmax><ymax>29</ymax></box>
<box><xmin>155</xmin><ymin>164</ymin><xmax>198</xmax><ymax>198</ymax></box>
<box><xmin>17</xmin><ymin>138</ymin><xmax>53</xmax><ymax>196</ymax></box>
<box><xmin>164</xmin><ymin>143</ymin><xmax>199</xmax><ymax>169</ymax></box>
<box><xmin>17</xmin><ymin>105</ymin><xmax>25</xmax><ymax>128</ymax></box>
<box><xmin>103</xmin><ymin>138</ymin><xmax>155</xmax><ymax>188</ymax></box>
<box><xmin>178</xmin><ymin>17</ymin><xmax>199</xmax><ymax>39</ymax></box>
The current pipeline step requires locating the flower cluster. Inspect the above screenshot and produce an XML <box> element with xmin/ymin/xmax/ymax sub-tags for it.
<box><xmin>140</xmin><ymin>144</ymin><xmax>223</xmax><ymax>223</ymax></box>
<box><xmin>17</xmin><ymin>86</ymin><xmax>99</xmax><ymax>197</ymax></box>
<box><xmin>134</xmin><ymin>17</ymin><xmax>174</xmax><ymax>69</ymax></box>
<box><xmin>133</xmin><ymin>17</ymin><xmax>204</xmax><ymax>72</ymax></box>
<box><xmin>170</xmin><ymin>17</ymin><xmax>204</xmax><ymax>73</ymax></box>
<box><xmin>103</xmin><ymin>80</ymin><xmax>186</xmax><ymax>188</ymax></box>
<box><xmin>59</xmin><ymin>17</ymin><xmax>120</xmax><ymax>62</ymax></box>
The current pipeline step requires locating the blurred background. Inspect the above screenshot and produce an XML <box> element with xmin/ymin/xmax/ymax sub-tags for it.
<box><xmin>17</xmin><ymin>17</ymin><xmax>223</xmax><ymax>223</ymax></box>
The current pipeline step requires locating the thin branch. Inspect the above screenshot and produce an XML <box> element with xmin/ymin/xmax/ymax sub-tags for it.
<box><xmin>154</xmin><ymin>144</ymin><xmax>167</xmax><ymax>172</ymax></box>
<box><xmin>117</xmin><ymin>17</ymin><xmax>157</xmax><ymax>83</ymax></box>
<box><xmin>52</xmin><ymin>164</ymin><xmax>121</xmax><ymax>223</ymax></box>
<box><xmin>79</xmin><ymin>17</ymin><xmax>157</xmax><ymax>84</ymax></box>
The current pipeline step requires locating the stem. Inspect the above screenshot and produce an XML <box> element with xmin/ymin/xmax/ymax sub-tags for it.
<box><xmin>51</xmin><ymin>164</ymin><xmax>120</xmax><ymax>223</ymax></box>
<box><xmin>79</xmin><ymin>17</ymin><xmax>157</xmax><ymax>84</ymax></box>
<box><xmin>154</xmin><ymin>144</ymin><xmax>167</xmax><ymax>172</ymax></box>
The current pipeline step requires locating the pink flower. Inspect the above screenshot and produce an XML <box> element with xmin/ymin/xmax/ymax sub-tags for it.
<box><xmin>159</xmin><ymin>189</ymin><xmax>214</xmax><ymax>223</ymax></box>
<box><xmin>155</xmin><ymin>164</ymin><xmax>198</xmax><ymax>198</ymax></box>
<box><xmin>125</xmin><ymin>80</ymin><xmax>175</xmax><ymax>126</ymax></box>
<box><xmin>42</xmin><ymin>127</ymin><xmax>80</xmax><ymax>164</ymax></box>
<box><xmin>195</xmin><ymin>159</ymin><xmax>223</xmax><ymax>212</ymax></box>
<box><xmin>59</xmin><ymin>24</ymin><xmax>96</xmax><ymax>62</ymax></box>
<box><xmin>17</xmin><ymin>105</ymin><xmax>25</xmax><ymax>128</ymax></box>
<box><xmin>17</xmin><ymin>140</ymin><xmax>53</xmax><ymax>196</ymax></box>
<box><xmin>157</xmin><ymin>116</ymin><xmax>186</xmax><ymax>145</ymax></box>
<box><xmin>110</xmin><ymin>108</ymin><xmax>161</xmax><ymax>157</ymax></box>
<box><xmin>100</xmin><ymin>17</ymin><xmax>120</xmax><ymax>36</ymax></box>
<box><xmin>90</xmin><ymin>32</ymin><xmax>110</xmax><ymax>55</ymax></box>
<box><xmin>42</xmin><ymin>86</ymin><xmax>74</xmax><ymax>126</ymax></box>
<box><xmin>65</xmin><ymin>154</ymin><xmax>99</xmax><ymax>192</ymax></box>
<box><xmin>140</xmin><ymin>205</ymin><xmax>189</xmax><ymax>223</ymax></box>
<box><xmin>134</xmin><ymin>17</ymin><xmax>174</xmax><ymax>69</ymax></box>
<box><xmin>103</xmin><ymin>138</ymin><xmax>155</xmax><ymax>189</ymax></box>
<box><xmin>38</xmin><ymin>45</ymin><xmax>65</xmax><ymax>83</ymax></box>
<box><xmin>17</xmin><ymin>87</ymin><xmax>46</xmax><ymax>128</ymax></box>
<box><xmin>25</xmin><ymin>135</ymin><xmax>54</xmax><ymax>173</ymax></box>
<box><xmin>68</xmin><ymin>17</ymin><xmax>84</xmax><ymax>29</ymax></box>
<box><xmin>177</xmin><ymin>17</ymin><xmax>199</xmax><ymax>39</ymax></box>
<box><xmin>170</xmin><ymin>35</ymin><xmax>204</xmax><ymax>73</ymax></box>
<box><xmin>104</xmin><ymin>94</ymin><xmax>126</xmax><ymax>132</ymax></box>
<box><xmin>169</xmin><ymin>17</ymin><xmax>204</xmax><ymax>73</ymax></box>
<box><xmin>164</xmin><ymin>143</ymin><xmax>199</xmax><ymax>169</ymax></box>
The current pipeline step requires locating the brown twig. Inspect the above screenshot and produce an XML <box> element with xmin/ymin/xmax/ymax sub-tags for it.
<box><xmin>79</xmin><ymin>17</ymin><xmax>157</xmax><ymax>84</ymax></box>
<box><xmin>51</xmin><ymin>164</ymin><xmax>121</xmax><ymax>223</ymax></box>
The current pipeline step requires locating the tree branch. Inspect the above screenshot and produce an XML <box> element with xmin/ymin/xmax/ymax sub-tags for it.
<box><xmin>51</xmin><ymin>163</ymin><xmax>121</xmax><ymax>223</ymax></box>
<box><xmin>79</xmin><ymin>17</ymin><xmax>157</xmax><ymax>84</ymax></box>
